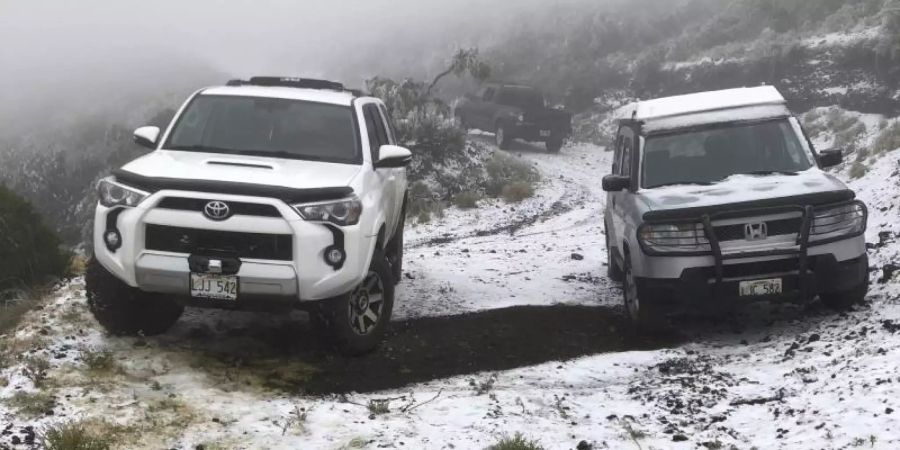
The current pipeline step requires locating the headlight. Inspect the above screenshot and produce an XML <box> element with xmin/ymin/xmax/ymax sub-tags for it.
<box><xmin>639</xmin><ymin>223</ymin><xmax>710</xmax><ymax>254</ymax></box>
<box><xmin>293</xmin><ymin>196</ymin><xmax>363</xmax><ymax>226</ymax></box>
<box><xmin>810</xmin><ymin>201</ymin><xmax>866</xmax><ymax>240</ymax></box>
<box><xmin>97</xmin><ymin>178</ymin><xmax>148</xmax><ymax>208</ymax></box>
<box><xmin>517</xmin><ymin>113</ymin><xmax>525</xmax><ymax>122</ymax></box>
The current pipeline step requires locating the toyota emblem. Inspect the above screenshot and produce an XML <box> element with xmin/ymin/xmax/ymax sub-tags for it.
<box><xmin>203</xmin><ymin>201</ymin><xmax>232</xmax><ymax>221</ymax></box>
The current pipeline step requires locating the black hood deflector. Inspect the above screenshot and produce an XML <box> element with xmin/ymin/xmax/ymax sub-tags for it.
<box><xmin>112</xmin><ymin>169</ymin><xmax>353</xmax><ymax>204</ymax></box>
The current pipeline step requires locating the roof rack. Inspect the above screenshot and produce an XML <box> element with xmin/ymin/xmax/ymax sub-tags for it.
<box><xmin>226</xmin><ymin>77</ymin><xmax>361</xmax><ymax>96</ymax></box>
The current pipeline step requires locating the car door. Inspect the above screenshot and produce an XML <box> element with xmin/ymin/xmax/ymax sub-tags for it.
<box><xmin>610</xmin><ymin>126</ymin><xmax>636</xmax><ymax>252</ymax></box>
<box><xmin>362</xmin><ymin>103</ymin><xmax>399</xmax><ymax>239</ymax></box>
<box><xmin>377</xmin><ymin>103</ymin><xmax>406</xmax><ymax>233</ymax></box>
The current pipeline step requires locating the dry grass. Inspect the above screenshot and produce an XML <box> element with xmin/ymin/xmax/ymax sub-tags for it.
<box><xmin>452</xmin><ymin>191</ymin><xmax>481</xmax><ymax>209</ymax></box>
<box><xmin>501</xmin><ymin>182</ymin><xmax>535</xmax><ymax>203</ymax></box>
<box><xmin>4</xmin><ymin>390</ymin><xmax>56</xmax><ymax>418</ymax></box>
<box><xmin>873</xmin><ymin>122</ymin><xmax>900</xmax><ymax>155</ymax></box>
<box><xmin>42</xmin><ymin>420</ymin><xmax>115</xmax><ymax>450</ymax></box>
<box><xmin>488</xmin><ymin>434</ymin><xmax>545</xmax><ymax>450</ymax></box>
<box><xmin>849</xmin><ymin>161</ymin><xmax>868</xmax><ymax>179</ymax></box>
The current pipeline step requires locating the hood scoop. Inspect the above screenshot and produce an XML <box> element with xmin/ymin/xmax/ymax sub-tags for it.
<box><xmin>206</xmin><ymin>160</ymin><xmax>275</xmax><ymax>170</ymax></box>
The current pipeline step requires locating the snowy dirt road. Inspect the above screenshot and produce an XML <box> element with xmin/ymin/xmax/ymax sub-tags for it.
<box><xmin>2</xmin><ymin>138</ymin><xmax>900</xmax><ymax>450</ymax></box>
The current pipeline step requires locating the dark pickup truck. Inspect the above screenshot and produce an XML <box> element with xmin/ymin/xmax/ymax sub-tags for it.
<box><xmin>455</xmin><ymin>83</ymin><xmax>572</xmax><ymax>153</ymax></box>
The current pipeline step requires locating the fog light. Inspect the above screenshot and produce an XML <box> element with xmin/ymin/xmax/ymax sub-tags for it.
<box><xmin>104</xmin><ymin>230</ymin><xmax>121</xmax><ymax>251</ymax></box>
<box><xmin>325</xmin><ymin>247</ymin><xmax>345</xmax><ymax>266</ymax></box>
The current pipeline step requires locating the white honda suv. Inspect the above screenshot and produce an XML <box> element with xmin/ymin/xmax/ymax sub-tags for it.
<box><xmin>86</xmin><ymin>77</ymin><xmax>411</xmax><ymax>354</ymax></box>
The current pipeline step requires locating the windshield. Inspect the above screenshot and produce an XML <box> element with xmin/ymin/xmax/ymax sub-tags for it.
<box><xmin>641</xmin><ymin>118</ymin><xmax>814</xmax><ymax>189</ymax></box>
<box><xmin>496</xmin><ymin>87</ymin><xmax>544</xmax><ymax>109</ymax></box>
<box><xmin>165</xmin><ymin>95</ymin><xmax>360</xmax><ymax>164</ymax></box>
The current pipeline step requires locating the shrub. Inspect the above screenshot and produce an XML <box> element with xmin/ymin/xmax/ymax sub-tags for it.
<box><xmin>0</xmin><ymin>184</ymin><xmax>69</xmax><ymax>291</ymax></box>
<box><xmin>849</xmin><ymin>161</ymin><xmax>868</xmax><ymax>179</ymax></box>
<box><xmin>42</xmin><ymin>421</ymin><xmax>113</xmax><ymax>450</ymax></box>
<box><xmin>82</xmin><ymin>349</ymin><xmax>116</xmax><ymax>375</ymax></box>
<box><xmin>873</xmin><ymin>122</ymin><xmax>900</xmax><ymax>154</ymax></box>
<box><xmin>485</xmin><ymin>153</ymin><xmax>540</xmax><ymax>198</ymax></box>
<box><xmin>406</xmin><ymin>181</ymin><xmax>443</xmax><ymax>224</ymax></box>
<box><xmin>488</xmin><ymin>434</ymin><xmax>545</xmax><ymax>450</ymax></box>
<box><xmin>501</xmin><ymin>182</ymin><xmax>535</xmax><ymax>203</ymax></box>
<box><xmin>452</xmin><ymin>191</ymin><xmax>480</xmax><ymax>209</ymax></box>
<box><xmin>5</xmin><ymin>391</ymin><xmax>56</xmax><ymax>418</ymax></box>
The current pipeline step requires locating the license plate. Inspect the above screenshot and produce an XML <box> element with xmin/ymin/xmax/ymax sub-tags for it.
<box><xmin>190</xmin><ymin>273</ymin><xmax>238</xmax><ymax>300</ymax></box>
<box><xmin>739</xmin><ymin>278</ymin><xmax>783</xmax><ymax>297</ymax></box>
<box><xmin>540</xmin><ymin>130</ymin><xmax>552</xmax><ymax>137</ymax></box>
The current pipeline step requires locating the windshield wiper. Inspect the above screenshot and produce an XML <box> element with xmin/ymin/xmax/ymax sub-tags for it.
<box><xmin>647</xmin><ymin>181</ymin><xmax>716</xmax><ymax>189</ymax></box>
<box><xmin>739</xmin><ymin>170</ymin><xmax>799</xmax><ymax>176</ymax></box>
<box><xmin>168</xmin><ymin>145</ymin><xmax>241</xmax><ymax>154</ymax></box>
<box><xmin>231</xmin><ymin>149</ymin><xmax>324</xmax><ymax>161</ymax></box>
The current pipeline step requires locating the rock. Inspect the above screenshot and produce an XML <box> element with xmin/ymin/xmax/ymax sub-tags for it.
<box><xmin>672</xmin><ymin>434</ymin><xmax>688</xmax><ymax>442</ymax></box>
<box><xmin>879</xmin><ymin>264</ymin><xmax>899</xmax><ymax>284</ymax></box>
<box><xmin>886</xmin><ymin>407</ymin><xmax>894</xmax><ymax>415</ymax></box>
<box><xmin>571</xmin><ymin>253</ymin><xmax>584</xmax><ymax>261</ymax></box>
<box><xmin>576</xmin><ymin>440</ymin><xmax>593</xmax><ymax>450</ymax></box>
<box><xmin>807</xmin><ymin>333</ymin><xmax>821</xmax><ymax>343</ymax></box>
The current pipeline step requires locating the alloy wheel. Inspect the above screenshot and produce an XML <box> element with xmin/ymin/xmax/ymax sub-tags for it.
<box><xmin>347</xmin><ymin>270</ymin><xmax>386</xmax><ymax>335</ymax></box>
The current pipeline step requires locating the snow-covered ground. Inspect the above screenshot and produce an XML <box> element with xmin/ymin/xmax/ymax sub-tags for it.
<box><xmin>1</xmin><ymin>134</ymin><xmax>899</xmax><ymax>449</ymax></box>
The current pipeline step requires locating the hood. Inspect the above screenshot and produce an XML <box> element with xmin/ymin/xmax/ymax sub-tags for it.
<box><xmin>638</xmin><ymin>169</ymin><xmax>853</xmax><ymax>217</ymax></box>
<box><xmin>120</xmin><ymin>150</ymin><xmax>362</xmax><ymax>190</ymax></box>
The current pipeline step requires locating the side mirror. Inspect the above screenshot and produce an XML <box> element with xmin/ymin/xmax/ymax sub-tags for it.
<box><xmin>375</xmin><ymin>145</ymin><xmax>412</xmax><ymax>168</ymax></box>
<box><xmin>134</xmin><ymin>126</ymin><xmax>161</xmax><ymax>149</ymax></box>
<box><xmin>818</xmin><ymin>149</ymin><xmax>843</xmax><ymax>168</ymax></box>
<box><xmin>602</xmin><ymin>174</ymin><xmax>630</xmax><ymax>192</ymax></box>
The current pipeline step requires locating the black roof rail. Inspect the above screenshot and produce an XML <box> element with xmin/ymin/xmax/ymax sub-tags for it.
<box><xmin>225</xmin><ymin>76</ymin><xmax>363</xmax><ymax>96</ymax></box>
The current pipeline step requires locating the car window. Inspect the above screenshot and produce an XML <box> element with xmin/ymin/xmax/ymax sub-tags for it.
<box><xmin>612</xmin><ymin>134</ymin><xmax>623</xmax><ymax>173</ymax></box>
<box><xmin>620</xmin><ymin>137</ymin><xmax>633</xmax><ymax>177</ymax></box>
<box><xmin>363</xmin><ymin>104</ymin><xmax>387</xmax><ymax>162</ymax></box>
<box><xmin>377</xmin><ymin>104</ymin><xmax>397</xmax><ymax>144</ymax></box>
<box><xmin>496</xmin><ymin>87</ymin><xmax>544</xmax><ymax>109</ymax></box>
<box><xmin>165</xmin><ymin>94</ymin><xmax>360</xmax><ymax>164</ymax></box>
<box><xmin>641</xmin><ymin>118</ymin><xmax>814</xmax><ymax>189</ymax></box>
<box><xmin>483</xmin><ymin>88</ymin><xmax>496</xmax><ymax>101</ymax></box>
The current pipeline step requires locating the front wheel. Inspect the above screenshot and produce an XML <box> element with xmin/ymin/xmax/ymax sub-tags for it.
<box><xmin>820</xmin><ymin>279</ymin><xmax>868</xmax><ymax>310</ymax></box>
<box><xmin>85</xmin><ymin>258</ymin><xmax>183</xmax><ymax>336</ymax></box>
<box><xmin>314</xmin><ymin>249</ymin><xmax>395</xmax><ymax>355</ymax></box>
<box><xmin>622</xmin><ymin>253</ymin><xmax>665</xmax><ymax>333</ymax></box>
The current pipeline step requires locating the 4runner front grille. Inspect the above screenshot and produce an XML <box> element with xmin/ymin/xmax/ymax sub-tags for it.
<box><xmin>713</xmin><ymin>217</ymin><xmax>802</xmax><ymax>241</ymax></box>
<box><xmin>156</xmin><ymin>197</ymin><xmax>282</xmax><ymax>218</ymax></box>
<box><xmin>145</xmin><ymin>224</ymin><xmax>293</xmax><ymax>261</ymax></box>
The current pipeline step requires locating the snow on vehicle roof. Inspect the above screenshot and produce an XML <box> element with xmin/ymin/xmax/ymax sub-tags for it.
<box><xmin>617</xmin><ymin>86</ymin><xmax>791</xmax><ymax>132</ymax></box>
<box><xmin>201</xmin><ymin>85</ymin><xmax>356</xmax><ymax>106</ymax></box>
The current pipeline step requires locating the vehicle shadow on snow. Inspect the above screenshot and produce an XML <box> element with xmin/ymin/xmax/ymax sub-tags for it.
<box><xmin>154</xmin><ymin>305</ymin><xmax>678</xmax><ymax>395</ymax></box>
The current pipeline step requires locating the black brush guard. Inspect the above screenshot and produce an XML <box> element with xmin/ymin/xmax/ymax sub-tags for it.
<box><xmin>699</xmin><ymin>204</ymin><xmax>814</xmax><ymax>300</ymax></box>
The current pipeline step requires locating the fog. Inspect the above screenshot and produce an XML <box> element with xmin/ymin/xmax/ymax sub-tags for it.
<box><xmin>0</xmin><ymin>0</ymin><xmax>586</xmax><ymax>137</ymax></box>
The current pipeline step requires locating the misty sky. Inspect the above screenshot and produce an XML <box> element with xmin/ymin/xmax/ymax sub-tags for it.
<box><xmin>0</xmin><ymin>0</ymin><xmax>587</xmax><ymax>133</ymax></box>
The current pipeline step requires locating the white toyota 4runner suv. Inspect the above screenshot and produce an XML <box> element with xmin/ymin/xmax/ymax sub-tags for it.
<box><xmin>86</xmin><ymin>77</ymin><xmax>411</xmax><ymax>354</ymax></box>
<box><xmin>603</xmin><ymin>86</ymin><xmax>869</xmax><ymax>330</ymax></box>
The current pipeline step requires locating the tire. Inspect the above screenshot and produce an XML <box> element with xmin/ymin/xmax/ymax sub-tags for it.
<box><xmin>820</xmin><ymin>279</ymin><xmax>868</xmax><ymax>310</ymax></box>
<box><xmin>622</xmin><ymin>252</ymin><xmax>665</xmax><ymax>333</ymax></box>
<box><xmin>495</xmin><ymin>123</ymin><xmax>513</xmax><ymax>150</ymax></box>
<box><xmin>85</xmin><ymin>258</ymin><xmax>183</xmax><ymax>336</ymax></box>
<box><xmin>387</xmin><ymin>215</ymin><xmax>405</xmax><ymax>285</ymax></box>
<box><xmin>606</xmin><ymin>232</ymin><xmax>624</xmax><ymax>282</ymax></box>
<box><xmin>314</xmin><ymin>249</ymin><xmax>395</xmax><ymax>355</ymax></box>
<box><xmin>546</xmin><ymin>136</ymin><xmax>563</xmax><ymax>153</ymax></box>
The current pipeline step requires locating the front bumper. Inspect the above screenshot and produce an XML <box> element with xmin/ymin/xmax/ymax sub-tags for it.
<box><xmin>636</xmin><ymin>253</ymin><xmax>869</xmax><ymax>307</ymax></box>
<box><xmin>93</xmin><ymin>191</ymin><xmax>377</xmax><ymax>304</ymax></box>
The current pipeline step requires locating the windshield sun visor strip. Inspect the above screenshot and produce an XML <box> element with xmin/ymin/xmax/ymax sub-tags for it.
<box><xmin>112</xmin><ymin>169</ymin><xmax>353</xmax><ymax>204</ymax></box>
